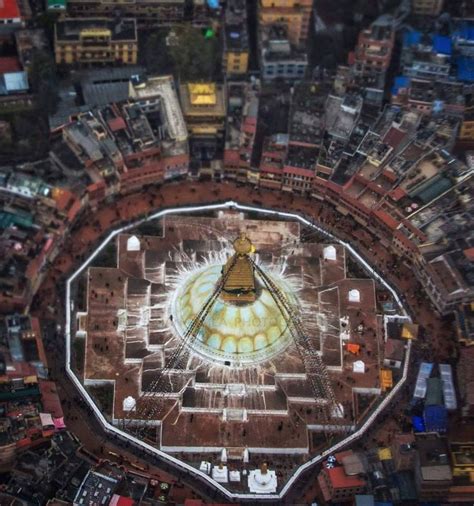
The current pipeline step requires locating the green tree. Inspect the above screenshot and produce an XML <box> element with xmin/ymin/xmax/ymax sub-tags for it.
<box><xmin>29</xmin><ymin>50</ymin><xmax>59</xmax><ymax>115</ymax></box>
<box><xmin>143</xmin><ymin>30</ymin><xmax>174</xmax><ymax>75</ymax></box>
<box><xmin>168</xmin><ymin>24</ymin><xmax>219</xmax><ymax>81</ymax></box>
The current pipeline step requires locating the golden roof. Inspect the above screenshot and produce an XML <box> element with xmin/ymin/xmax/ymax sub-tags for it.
<box><xmin>221</xmin><ymin>234</ymin><xmax>256</xmax><ymax>303</ymax></box>
<box><xmin>188</xmin><ymin>83</ymin><xmax>217</xmax><ymax>106</ymax></box>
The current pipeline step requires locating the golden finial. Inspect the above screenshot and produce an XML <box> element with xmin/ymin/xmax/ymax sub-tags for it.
<box><xmin>233</xmin><ymin>233</ymin><xmax>255</xmax><ymax>256</ymax></box>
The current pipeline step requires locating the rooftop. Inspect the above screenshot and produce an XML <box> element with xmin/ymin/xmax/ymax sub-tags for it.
<box><xmin>55</xmin><ymin>18</ymin><xmax>137</xmax><ymax>42</ymax></box>
<box><xmin>180</xmin><ymin>82</ymin><xmax>226</xmax><ymax>117</ymax></box>
<box><xmin>0</xmin><ymin>0</ymin><xmax>20</xmax><ymax>20</ymax></box>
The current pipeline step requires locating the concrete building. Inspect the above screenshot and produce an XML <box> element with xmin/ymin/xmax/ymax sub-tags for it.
<box><xmin>0</xmin><ymin>0</ymin><xmax>23</xmax><ymax>35</ymax></box>
<box><xmin>65</xmin><ymin>0</ymin><xmax>186</xmax><ymax>27</ymax></box>
<box><xmin>351</xmin><ymin>15</ymin><xmax>395</xmax><ymax>107</ymax></box>
<box><xmin>412</xmin><ymin>0</ymin><xmax>444</xmax><ymax>16</ymax></box>
<box><xmin>258</xmin><ymin>0</ymin><xmax>313</xmax><ymax>48</ymax></box>
<box><xmin>223</xmin><ymin>0</ymin><xmax>249</xmax><ymax>76</ymax></box>
<box><xmin>459</xmin><ymin>110</ymin><xmax>474</xmax><ymax>143</ymax></box>
<box><xmin>391</xmin><ymin>433</ymin><xmax>417</xmax><ymax>472</ymax></box>
<box><xmin>258</xmin><ymin>134</ymin><xmax>288</xmax><ymax>190</ymax></box>
<box><xmin>450</xmin><ymin>441</ymin><xmax>474</xmax><ymax>481</ymax></box>
<box><xmin>318</xmin><ymin>460</ymin><xmax>367</xmax><ymax>503</ymax></box>
<box><xmin>179</xmin><ymin>82</ymin><xmax>226</xmax><ymax>164</ymax></box>
<box><xmin>455</xmin><ymin>303</ymin><xmax>474</xmax><ymax>346</ymax></box>
<box><xmin>54</xmin><ymin>18</ymin><xmax>138</xmax><ymax>66</ymax></box>
<box><xmin>415</xmin><ymin>433</ymin><xmax>453</xmax><ymax>501</ymax></box>
<box><xmin>260</xmin><ymin>24</ymin><xmax>307</xmax><ymax>81</ymax></box>
<box><xmin>457</xmin><ymin>347</ymin><xmax>474</xmax><ymax>418</ymax></box>
<box><xmin>400</xmin><ymin>31</ymin><xmax>452</xmax><ymax>81</ymax></box>
<box><xmin>353</xmin><ymin>16</ymin><xmax>394</xmax><ymax>76</ymax></box>
<box><xmin>224</xmin><ymin>81</ymin><xmax>258</xmax><ymax>181</ymax></box>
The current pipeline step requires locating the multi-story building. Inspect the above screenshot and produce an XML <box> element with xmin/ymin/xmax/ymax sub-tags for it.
<box><xmin>450</xmin><ymin>441</ymin><xmax>474</xmax><ymax>480</ymax></box>
<box><xmin>455</xmin><ymin>303</ymin><xmax>474</xmax><ymax>346</ymax></box>
<box><xmin>65</xmin><ymin>0</ymin><xmax>186</xmax><ymax>27</ymax></box>
<box><xmin>459</xmin><ymin>110</ymin><xmax>474</xmax><ymax>143</ymax></box>
<box><xmin>414</xmin><ymin>433</ymin><xmax>453</xmax><ymax>501</ymax></box>
<box><xmin>351</xmin><ymin>15</ymin><xmax>395</xmax><ymax>107</ymax></box>
<box><xmin>224</xmin><ymin>81</ymin><xmax>258</xmax><ymax>181</ymax></box>
<box><xmin>258</xmin><ymin>134</ymin><xmax>288</xmax><ymax>190</ymax></box>
<box><xmin>54</xmin><ymin>18</ymin><xmax>138</xmax><ymax>66</ymax></box>
<box><xmin>400</xmin><ymin>31</ymin><xmax>452</xmax><ymax>81</ymax></box>
<box><xmin>260</xmin><ymin>24</ymin><xmax>307</xmax><ymax>81</ymax></box>
<box><xmin>0</xmin><ymin>0</ymin><xmax>23</xmax><ymax>35</ymax></box>
<box><xmin>179</xmin><ymin>82</ymin><xmax>226</xmax><ymax>165</ymax></box>
<box><xmin>353</xmin><ymin>16</ymin><xmax>394</xmax><ymax>76</ymax></box>
<box><xmin>258</xmin><ymin>0</ymin><xmax>313</xmax><ymax>48</ymax></box>
<box><xmin>412</xmin><ymin>0</ymin><xmax>444</xmax><ymax>16</ymax></box>
<box><xmin>223</xmin><ymin>0</ymin><xmax>249</xmax><ymax>76</ymax></box>
<box><xmin>391</xmin><ymin>433</ymin><xmax>417</xmax><ymax>472</ymax></box>
<box><xmin>457</xmin><ymin>347</ymin><xmax>474</xmax><ymax>418</ymax></box>
<box><xmin>60</xmin><ymin>75</ymin><xmax>188</xmax><ymax>193</ymax></box>
<box><xmin>317</xmin><ymin>460</ymin><xmax>367</xmax><ymax>503</ymax></box>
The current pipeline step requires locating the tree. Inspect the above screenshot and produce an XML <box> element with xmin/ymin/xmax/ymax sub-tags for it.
<box><xmin>142</xmin><ymin>30</ymin><xmax>174</xmax><ymax>75</ymax></box>
<box><xmin>168</xmin><ymin>24</ymin><xmax>219</xmax><ymax>81</ymax></box>
<box><xmin>29</xmin><ymin>50</ymin><xmax>59</xmax><ymax>115</ymax></box>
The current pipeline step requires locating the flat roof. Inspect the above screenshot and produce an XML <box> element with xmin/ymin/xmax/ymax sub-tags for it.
<box><xmin>56</xmin><ymin>18</ymin><xmax>137</xmax><ymax>42</ymax></box>
<box><xmin>0</xmin><ymin>0</ymin><xmax>20</xmax><ymax>19</ymax></box>
<box><xmin>326</xmin><ymin>466</ymin><xmax>366</xmax><ymax>489</ymax></box>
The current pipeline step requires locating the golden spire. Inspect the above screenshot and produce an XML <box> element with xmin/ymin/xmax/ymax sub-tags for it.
<box><xmin>221</xmin><ymin>233</ymin><xmax>256</xmax><ymax>304</ymax></box>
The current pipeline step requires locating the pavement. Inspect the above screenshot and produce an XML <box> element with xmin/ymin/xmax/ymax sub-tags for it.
<box><xmin>31</xmin><ymin>179</ymin><xmax>455</xmax><ymax>505</ymax></box>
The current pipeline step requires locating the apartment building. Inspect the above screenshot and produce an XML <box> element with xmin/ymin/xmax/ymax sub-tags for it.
<box><xmin>260</xmin><ymin>24</ymin><xmax>307</xmax><ymax>81</ymax></box>
<box><xmin>54</xmin><ymin>18</ymin><xmax>138</xmax><ymax>66</ymax></box>
<box><xmin>318</xmin><ymin>462</ymin><xmax>367</xmax><ymax>502</ymax></box>
<box><xmin>259</xmin><ymin>0</ymin><xmax>313</xmax><ymax>48</ymax></box>
<box><xmin>224</xmin><ymin>81</ymin><xmax>258</xmax><ymax>181</ymax></box>
<box><xmin>223</xmin><ymin>0</ymin><xmax>249</xmax><ymax>76</ymax></box>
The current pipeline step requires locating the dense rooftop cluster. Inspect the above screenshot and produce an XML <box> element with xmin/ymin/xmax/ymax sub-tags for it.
<box><xmin>0</xmin><ymin>0</ymin><xmax>473</xmax><ymax>503</ymax></box>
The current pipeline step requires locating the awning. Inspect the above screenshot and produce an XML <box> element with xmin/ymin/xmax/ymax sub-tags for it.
<box><xmin>53</xmin><ymin>417</ymin><xmax>66</xmax><ymax>430</ymax></box>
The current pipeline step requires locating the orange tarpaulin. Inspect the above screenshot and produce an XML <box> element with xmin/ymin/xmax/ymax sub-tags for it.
<box><xmin>346</xmin><ymin>343</ymin><xmax>360</xmax><ymax>354</ymax></box>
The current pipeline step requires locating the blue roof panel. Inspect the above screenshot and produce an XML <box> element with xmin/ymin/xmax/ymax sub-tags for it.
<box><xmin>424</xmin><ymin>405</ymin><xmax>448</xmax><ymax>433</ymax></box>
<box><xmin>454</xmin><ymin>23</ymin><xmax>474</xmax><ymax>42</ymax></box>
<box><xmin>403</xmin><ymin>30</ymin><xmax>421</xmax><ymax>47</ymax></box>
<box><xmin>391</xmin><ymin>75</ymin><xmax>410</xmax><ymax>95</ymax></box>
<box><xmin>458</xmin><ymin>56</ymin><xmax>474</xmax><ymax>82</ymax></box>
<box><xmin>433</xmin><ymin>35</ymin><xmax>452</xmax><ymax>55</ymax></box>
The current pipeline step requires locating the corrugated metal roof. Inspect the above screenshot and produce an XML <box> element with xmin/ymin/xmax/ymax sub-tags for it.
<box><xmin>413</xmin><ymin>362</ymin><xmax>433</xmax><ymax>399</ymax></box>
<box><xmin>2</xmin><ymin>71</ymin><xmax>28</xmax><ymax>93</ymax></box>
<box><xmin>439</xmin><ymin>364</ymin><xmax>457</xmax><ymax>410</ymax></box>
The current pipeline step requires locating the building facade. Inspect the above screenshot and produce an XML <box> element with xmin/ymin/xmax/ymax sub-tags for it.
<box><xmin>54</xmin><ymin>18</ymin><xmax>138</xmax><ymax>66</ymax></box>
<box><xmin>65</xmin><ymin>0</ymin><xmax>186</xmax><ymax>27</ymax></box>
<box><xmin>258</xmin><ymin>0</ymin><xmax>313</xmax><ymax>48</ymax></box>
<box><xmin>179</xmin><ymin>82</ymin><xmax>226</xmax><ymax>165</ymax></box>
<box><xmin>223</xmin><ymin>0</ymin><xmax>249</xmax><ymax>76</ymax></box>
